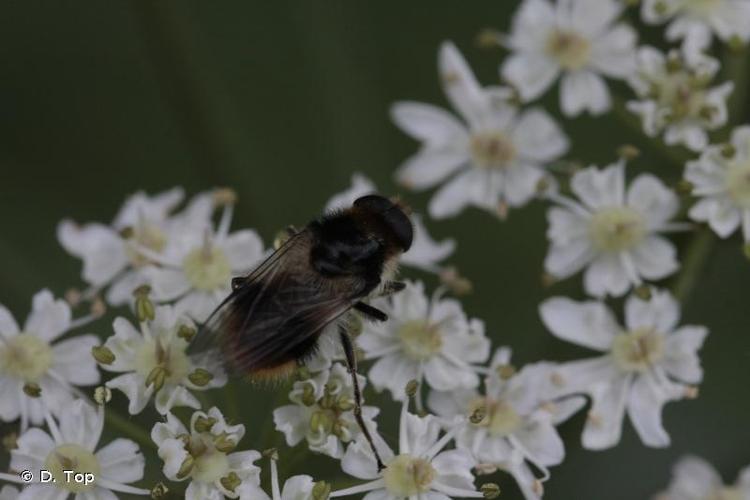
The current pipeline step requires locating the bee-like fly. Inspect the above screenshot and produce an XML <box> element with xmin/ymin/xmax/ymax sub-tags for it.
<box><xmin>193</xmin><ymin>194</ymin><xmax>413</xmax><ymax>471</ymax></box>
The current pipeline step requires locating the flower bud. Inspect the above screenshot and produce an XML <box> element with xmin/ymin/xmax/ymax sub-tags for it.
<box><xmin>481</xmin><ymin>483</ymin><xmax>501</xmax><ymax>499</ymax></box>
<box><xmin>496</xmin><ymin>364</ymin><xmax>516</xmax><ymax>380</ymax></box>
<box><xmin>617</xmin><ymin>144</ymin><xmax>640</xmax><ymax>160</ymax></box>
<box><xmin>220</xmin><ymin>471</ymin><xmax>241</xmax><ymax>493</ymax></box>
<box><xmin>150</xmin><ymin>482</ymin><xmax>169</xmax><ymax>499</ymax></box>
<box><xmin>312</xmin><ymin>481</ymin><xmax>331</xmax><ymax>500</ymax></box>
<box><xmin>214</xmin><ymin>432</ymin><xmax>238</xmax><ymax>453</ymax></box>
<box><xmin>94</xmin><ymin>386</ymin><xmax>112</xmax><ymax>405</ymax></box>
<box><xmin>176</xmin><ymin>455</ymin><xmax>194</xmax><ymax>479</ymax></box>
<box><xmin>145</xmin><ymin>366</ymin><xmax>167</xmax><ymax>392</ymax></box>
<box><xmin>92</xmin><ymin>345</ymin><xmax>115</xmax><ymax>365</ymax></box>
<box><xmin>23</xmin><ymin>383</ymin><xmax>42</xmax><ymax>398</ymax></box>
<box><xmin>405</xmin><ymin>379</ymin><xmax>419</xmax><ymax>399</ymax></box>
<box><xmin>177</xmin><ymin>325</ymin><xmax>197</xmax><ymax>342</ymax></box>
<box><xmin>301</xmin><ymin>383</ymin><xmax>318</xmax><ymax>406</ymax></box>
<box><xmin>194</xmin><ymin>416</ymin><xmax>217</xmax><ymax>433</ymax></box>
<box><xmin>188</xmin><ymin>368</ymin><xmax>214</xmax><ymax>387</ymax></box>
<box><xmin>2</xmin><ymin>432</ymin><xmax>18</xmax><ymax>451</ymax></box>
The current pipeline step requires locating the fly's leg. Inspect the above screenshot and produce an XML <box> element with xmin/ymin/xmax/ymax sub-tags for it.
<box><xmin>353</xmin><ymin>302</ymin><xmax>388</xmax><ymax>322</ymax></box>
<box><xmin>339</xmin><ymin>326</ymin><xmax>385</xmax><ymax>472</ymax></box>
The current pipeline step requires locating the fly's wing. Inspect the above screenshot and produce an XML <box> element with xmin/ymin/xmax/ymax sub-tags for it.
<box><xmin>191</xmin><ymin>230</ymin><xmax>363</xmax><ymax>376</ymax></box>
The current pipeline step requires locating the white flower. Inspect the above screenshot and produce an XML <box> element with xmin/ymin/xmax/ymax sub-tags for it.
<box><xmin>627</xmin><ymin>47</ymin><xmax>733</xmax><ymax>152</ymax></box>
<box><xmin>428</xmin><ymin>348</ymin><xmax>585</xmax><ymax>500</ymax></box>
<box><xmin>99</xmin><ymin>305</ymin><xmax>226</xmax><ymax>415</ymax></box>
<box><xmin>685</xmin><ymin>125</ymin><xmax>750</xmax><ymax>241</ymax></box>
<box><xmin>330</xmin><ymin>399</ymin><xmax>483</xmax><ymax>499</ymax></box>
<box><xmin>143</xmin><ymin>197</ymin><xmax>265</xmax><ymax>322</ymax></box>
<box><xmin>0</xmin><ymin>290</ymin><xmax>99</xmax><ymax>430</ymax></box>
<box><xmin>273</xmin><ymin>363</ymin><xmax>379</xmax><ymax>459</ymax></box>
<box><xmin>539</xmin><ymin>289</ymin><xmax>708</xmax><ymax>450</ymax></box>
<box><xmin>4</xmin><ymin>399</ymin><xmax>148</xmax><ymax>499</ymax></box>
<box><xmin>238</xmin><ymin>454</ymin><xmax>324</xmax><ymax>500</ymax></box>
<box><xmin>392</xmin><ymin>41</ymin><xmax>568</xmax><ymax>219</ymax></box>
<box><xmin>57</xmin><ymin>187</ymin><xmax>215</xmax><ymax>305</ymax></box>
<box><xmin>544</xmin><ymin>160</ymin><xmax>684</xmax><ymax>297</ymax></box>
<box><xmin>502</xmin><ymin>0</ymin><xmax>637</xmax><ymax>116</ymax></box>
<box><xmin>655</xmin><ymin>455</ymin><xmax>750</xmax><ymax>500</ymax></box>
<box><xmin>324</xmin><ymin>173</ymin><xmax>456</xmax><ymax>273</ymax></box>
<box><xmin>641</xmin><ymin>0</ymin><xmax>750</xmax><ymax>56</ymax></box>
<box><xmin>358</xmin><ymin>280</ymin><xmax>490</xmax><ymax>401</ymax></box>
<box><xmin>152</xmin><ymin>407</ymin><xmax>262</xmax><ymax>500</ymax></box>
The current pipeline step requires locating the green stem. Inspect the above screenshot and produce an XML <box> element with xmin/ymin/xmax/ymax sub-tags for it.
<box><xmin>104</xmin><ymin>409</ymin><xmax>157</xmax><ymax>451</ymax></box>
<box><xmin>671</xmin><ymin>229</ymin><xmax>715</xmax><ymax>303</ymax></box>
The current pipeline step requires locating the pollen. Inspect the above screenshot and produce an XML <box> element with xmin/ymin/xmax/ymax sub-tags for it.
<box><xmin>588</xmin><ymin>206</ymin><xmax>647</xmax><ymax>253</ymax></box>
<box><xmin>611</xmin><ymin>327</ymin><xmax>665</xmax><ymax>373</ymax></box>
<box><xmin>44</xmin><ymin>444</ymin><xmax>101</xmax><ymax>493</ymax></box>
<box><xmin>383</xmin><ymin>454</ymin><xmax>436</xmax><ymax>496</ymax></box>
<box><xmin>545</xmin><ymin>30</ymin><xmax>591</xmax><ymax>70</ymax></box>
<box><xmin>0</xmin><ymin>333</ymin><xmax>53</xmax><ymax>383</ymax></box>
<box><xmin>398</xmin><ymin>320</ymin><xmax>443</xmax><ymax>361</ymax></box>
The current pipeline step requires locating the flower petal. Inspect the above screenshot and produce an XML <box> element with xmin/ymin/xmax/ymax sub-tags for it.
<box><xmin>513</xmin><ymin>108</ymin><xmax>569</xmax><ymax>163</ymax></box>
<box><xmin>662</xmin><ymin>326</ymin><xmax>708</xmax><ymax>384</ymax></box>
<box><xmin>560</xmin><ymin>70</ymin><xmax>611</xmax><ymax>117</ymax></box>
<box><xmin>395</xmin><ymin>149</ymin><xmax>469</xmax><ymax>190</ymax></box>
<box><xmin>390</xmin><ymin>101</ymin><xmax>469</xmax><ymax>146</ymax></box>
<box><xmin>222</xmin><ymin>229</ymin><xmax>264</xmax><ymax>272</ymax></box>
<box><xmin>624</xmin><ymin>289</ymin><xmax>680</xmax><ymax>333</ymax></box>
<box><xmin>51</xmin><ymin>335</ymin><xmax>101</xmax><ymax>386</ymax></box>
<box><xmin>626</xmin><ymin>373</ymin><xmax>684</xmax><ymax>447</ymax></box>
<box><xmin>539</xmin><ymin>297</ymin><xmax>619</xmax><ymax>351</ymax></box>
<box><xmin>502</xmin><ymin>53</ymin><xmax>560</xmax><ymax>102</ymax></box>
<box><xmin>96</xmin><ymin>438</ymin><xmax>145</xmax><ymax>484</ymax></box>
<box><xmin>24</xmin><ymin>290</ymin><xmax>72</xmax><ymax>342</ymax></box>
<box><xmin>581</xmin><ymin>374</ymin><xmax>631</xmax><ymax>450</ymax></box>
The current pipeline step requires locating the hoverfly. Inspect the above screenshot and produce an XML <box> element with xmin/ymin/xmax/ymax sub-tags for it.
<box><xmin>193</xmin><ymin>194</ymin><xmax>413</xmax><ymax>471</ymax></box>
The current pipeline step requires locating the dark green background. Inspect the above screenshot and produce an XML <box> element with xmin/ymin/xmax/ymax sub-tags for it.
<box><xmin>1</xmin><ymin>2</ymin><xmax>748</xmax><ymax>499</ymax></box>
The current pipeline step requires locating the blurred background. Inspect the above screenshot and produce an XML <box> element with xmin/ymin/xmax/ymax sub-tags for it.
<box><xmin>1</xmin><ymin>1</ymin><xmax>749</xmax><ymax>498</ymax></box>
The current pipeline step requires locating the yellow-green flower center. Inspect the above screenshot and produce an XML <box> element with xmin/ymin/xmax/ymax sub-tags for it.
<box><xmin>383</xmin><ymin>454</ymin><xmax>436</xmax><ymax>496</ymax></box>
<box><xmin>704</xmin><ymin>487</ymin><xmax>743</xmax><ymax>500</ymax></box>
<box><xmin>469</xmin><ymin>397</ymin><xmax>523</xmax><ymax>437</ymax></box>
<box><xmin>0</xmin><ymin>333</ymin><xmax>53</xmax><ymax>383</ymax></box>
<box><xmin>183</xmin><ymin>246</ymin><xmax>231</xmax><ymax>291</ymax></box>
<box><xmin>588</xmin><ymin>206</ymin><xmax>647</xmax><ymax>252</ymax></box>
<box><xmin>44</xmin><ymin>443</ymin><xmax>101</xmax><ymax>493</ymax></box>
<box><xmin>611</xmin><ymin>328</ymin><xmax>665</xmax><ymax>373</ymax></box>
<box><xmin>126</xmin><ymin>222</ymin><xmax>167</xmax><ymax>267</ymax></box>
<box><xmin>192</xmin><ymin>446</ymin><xmax>230</xmax><ymax>483</ymax></box>
<box><xmin>134</xmin><ymin>336</ymin><xmax>191</xmax><ymax>386</ymax></box>
<box><xmin>648</xmin><ymin>68</ymin><xmax>709</xmax><ymax>123</ymax></box>
<box><xmin>470</xmin><ymin>132</ymin><xmax>517</xmax><ymax>170</ymax></box>
<box><xmin>725</xmin><ymin>160</ymin><xmax>750</xmax><ymax>208</ymax></box>
<box><xmin>398</xmin><ymin>320</ymin><xmax>443</xmax><ymax>361</ymax></box>
<box><xmin>545</xmin><ymin>30</ymin><xmax>591</xmax><ymax>70</ymax></box>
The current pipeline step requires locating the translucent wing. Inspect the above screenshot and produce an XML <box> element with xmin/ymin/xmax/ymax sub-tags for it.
<box><xmin>191</xmin><ymin>230</ymin><xmax>364</xmax><ymax>376</ymax></box>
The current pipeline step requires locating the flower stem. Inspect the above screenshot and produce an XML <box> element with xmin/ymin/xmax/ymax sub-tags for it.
<box><xmin>104</xmin><ymin>409</ymin><xmax>157</xmax><ymax>451</ymax></box>
<box><xmin>671</xmin><ymin>228</ymin><xmax>715</xmax><ymax>304</ymax></box>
